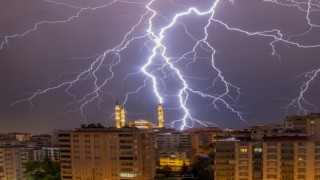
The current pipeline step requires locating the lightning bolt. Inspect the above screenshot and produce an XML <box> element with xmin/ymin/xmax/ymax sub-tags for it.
<box><xmin>284</xmin><ymin>68</ymin><xmax>320</xmax><ymax>114</ymax></box>
<box><xmin>263</xmin><ymin>0</ymin><xmax>320</xmax><ymax>115</ymax></box>
<box><xmin>3</xmin><ymin>0</ymin><xmax>320</xmax><ymax>129</ymax></box>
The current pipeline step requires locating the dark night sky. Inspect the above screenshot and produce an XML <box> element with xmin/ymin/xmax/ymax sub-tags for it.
<box><xmin>0</xmin><ymin>0</ymin><xmax>320</xmax><ymax>134</ymax></box>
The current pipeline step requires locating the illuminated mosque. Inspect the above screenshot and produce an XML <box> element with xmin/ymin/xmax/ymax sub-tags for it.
<box><xmin>114</xmin><ymin>101</ymin><xmax>164</xmax><ymax>129</ymax></box>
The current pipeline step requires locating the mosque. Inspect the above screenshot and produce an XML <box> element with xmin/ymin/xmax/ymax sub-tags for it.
<box><xmin>114</xmin><ymin>101</ymin><xmax>165</xmax><ymax>129</ymax></box>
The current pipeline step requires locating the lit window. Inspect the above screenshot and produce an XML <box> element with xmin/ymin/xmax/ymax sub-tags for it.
<box><xmin>298</xmin><ymin>155</ymin><xmax>306</xmax><ymax>161</ymax></box>
<box><xmin>239</xmin><ymin>148</ymin><xmax>248</xmax><ymax>153</ymax></box>
<box><xmin>254</xmin><ymin>148</ymin><xmax>262</xmax><ymax>153</ymax></box>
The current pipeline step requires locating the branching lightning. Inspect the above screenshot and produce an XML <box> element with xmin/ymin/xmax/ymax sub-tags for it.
<box><xmin>2</xmin><ymin>0</ymin><xmax>320</xmax><ymax>129</ymax></box>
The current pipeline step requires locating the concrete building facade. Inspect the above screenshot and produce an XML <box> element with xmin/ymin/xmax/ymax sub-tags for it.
<box><xmin>214</xmin><ymin>134</ymin><xmax>320</xmax><ymax>180</ymax></box>
<box><xmin>284</xmin><ymin>113</ymin><xmax>320</xmax><ymax>137</ymax></box>
<box><xmin>155</xmin><ymin>132</ymin><xmax>195</xmax><ymax>172</ymax></box>
<box><xmin>59</xmin><ymin>125</ymin><xmax>156</xmax><ymax>180</ymax></box>
<box><xmin>0</xmin><ymin>145</ymin><xmax>27</xmax><ymax>180</ymax></box>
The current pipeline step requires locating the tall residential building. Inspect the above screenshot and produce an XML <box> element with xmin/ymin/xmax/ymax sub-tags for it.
<box><xmin>155</xmin><ymin>132</ymin><xmax>191</xmax><ymax>150</ymax></box>
<box><xmin>186</xmin><ymin>127</ymin><xmax>224</xmax><ymax>154</ymax></box>
<box><xmin>59</xmin><ymin>124</ymin><xmax>156</xmax><ymax>180</ymax></box>
<box><xmin>284</xmin><ymin>113</ymin><xmax>320</xmax><ymax>137</ymax></box>
<box><xmin>28</xmin><ymin>134</ymin><xmax>53</xmax><ymax>146</ymax></box>
<box><xmin>214</xmin><ymin>132</ymin><xmax>320</xmax><ymax>180</ymax></box>
<box><xmin>155</xmin><ymin>132</ymin><xmax>195</xmax><ymax>171</ymax></box>
<box><xmin>214</xmin><ymin>140</ymin><xmax>237</xmax><ymax>179</ymax></box>
<box><xmin>0</xmin><ymin>145</ymin><xmax>27</xmax><ymax>180</ymax></box>
<box><xmin>42</xmin><ymin>146</ymin><xmax>60</xmax><ymax>162</ymax></box>
<box><xmin>52</xmin><ymin>130</ymin><xmax>60</xmax><ymax>146</ymax></box>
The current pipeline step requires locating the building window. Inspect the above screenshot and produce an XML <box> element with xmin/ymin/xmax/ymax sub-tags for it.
<box><xmin>239</xmin><ymin>154</ymin><xmax>248</xmax><ymax>159</ymax></box>
<box><xmin>121</xmin><ymin>162</ymin><xmax>134</xmax><ymax>166</ymax></box>
<box><xmin>239</xmin><ymin>172</ymin><xmax>248</xmax><ymax>176</ymax></box>
<box><xmin>298</xmin><ymin>155</ymin><xmax>306</xmax><ymax>161</ymax></box>
<box><xmin>120</xmin><ymin>145</ymin><xmax>132</xmax><ymax>149</ymax></box>
<box><xmin>267</xmin><ymin>148</ymin><xmax>277</xmax><ymax>153</ymax></box>
<box><xmin>267</xmin><ymin>162</ymin><xmax>277</xmax><ymax>166</ymax></box>
<box><xmin>119</xmin><ymin>157</ymin><xmax>134</xmax><ymax>160</ymax></box>
<box><xmin>239</xmin><ymin>143</ymin><xmax>248</xmax><ymax>146</ymax></box>
<box><xmin>254</xmin><ymin>148</ymin><xmax>262</xmax><ymax>153</ymax></box>
<box><xmin>298</xmin><ymin>162</ymin><xmax>306</xmax><ymax>167</ymax></box>
<box><xmin>267</xmin><ymin>168</ymin><xmax>277</xmax><ymax>173</ymax></box>
<box><xmin>120</xmin><ymin>168</ymin><xmax>133</xmax><ymax>172</ymax></box>
<box><xmin>239</xmin><ymin>166</ymin><xmax>248</xmax><ymax>171</ymax></box>
<box><xmin>267</xmin><ymin>155</ymin><xmax>277</xmax><ymax>160</ymax></box>
<box><xmin>298</xmin><ymin>142</ymin><xmax>306</xmax><ymax>147</ymax></box>
<box><xmin>298</xmin><ymin>168</ymin><xmax>306</xmax><ymax>173</ymax></box>
<box><xmin>316</xmin><ymin>155</ymin><xmax>320</xmax><ymax>160</ymax></box>
<box><xmin>267</xmin><ymin>143</ymin><xmax>277</xmax><ymax>146</ymax></box>
<box><xmin>120</xmin><ymin>140</ymin><xmax>133</xmax><ymax>143</ymax></box>
<box><xmin>298</xmin><ymin>148</ymin><xmax>306</xmax><ymax>153</ymax></box>
<box><xmin>239</xmin><ymin>148</ymin><xmax>248</xmax><ymax>153</ymax></box>
<box><xmin>239</xmin><ymin>160</ymin><xmax>248</xmax><ymax>165</ymax></box>
<box><xmin>267</xmin><ymin>174</ymin><xmax>277</xmax><ymax>179</ymax></box>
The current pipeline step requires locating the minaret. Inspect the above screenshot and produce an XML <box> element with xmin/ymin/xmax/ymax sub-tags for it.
<box><xmin>115</xmin><ymin>101</ymin><xmax>121</xmax><ymax>128</ymax></box>
<box><xmin>158</xmin><ymin>104</ymin><xmax>164</xmax><ymax>128</ymax></box>
<box><xmin>120</xmin><ymin>108</ymin><xmax>126</xmax><ymax>127</ymax></box>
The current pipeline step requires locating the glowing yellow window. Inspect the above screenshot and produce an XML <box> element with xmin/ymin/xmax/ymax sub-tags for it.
<box><xmin>240</xmin><ymin>148</ymin><xmax>248</xmax><ymax>153</ymax></box>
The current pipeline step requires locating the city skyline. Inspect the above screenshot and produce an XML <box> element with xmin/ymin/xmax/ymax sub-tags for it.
<box><xmin>1</xmin><ymin>0</ymin><xmax>320</xmax><ymax>134</ymax></box>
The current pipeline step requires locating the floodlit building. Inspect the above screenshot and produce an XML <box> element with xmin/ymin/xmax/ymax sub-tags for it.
<box><xmin>157</xmin><ymin>149</ymin><xmax>194</xmax><ymax>172</ymax></box>
<box><xmin>155</xmin><ymin>132</ymin><xmax>195</xmax><ymax>171</ymax></box>
<box><xmin>0</xmin><ymin>145</ymin><xmax>27</xmax><ymax>180</ymax></box>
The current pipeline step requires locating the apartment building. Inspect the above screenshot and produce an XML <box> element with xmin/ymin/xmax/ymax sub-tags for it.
<box><xmin>59</xmin><ymin>124</ymin><xmax>156</xmax><ymax>180</ymax></box>
<box><xmin>214</xmin><ymin>133</ymin><xmax>320</xmax><ymax>180</ymax></box>
<box><xmin>213</xmin><ymin>139</ymin><xmax>237</xmax><ymax>179</ymax></box>
<box><xmin>262</xmin><ymin>136</ymin><xmax>320</xmax><ymax>180</ymax></box>
<box><xmin>155</xmin><ymin>132</ymin><xmax>195</xmax><ymax>171</ymax></box>
<box><xmin>186</xmin><ymin>127</ymin><xmax>224</xmax><ymax>154</ymax></box>
<box><xmin>284</xmin><ymin>113</ymin><xmax>320</xmax><ymax>137</ymax></box>
<box><xmin>0</xmin><ymin>145</ymin><xmax>27</xmax><ymax>180</ymax></box>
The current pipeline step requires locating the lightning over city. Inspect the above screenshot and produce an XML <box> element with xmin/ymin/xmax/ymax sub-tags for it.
<box><xmin>1</xmin><ymin>0</ymin><xmax>320</xmax><ymax>133</ymax></box>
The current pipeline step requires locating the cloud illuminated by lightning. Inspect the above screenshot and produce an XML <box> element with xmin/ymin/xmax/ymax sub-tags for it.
<box><xmin>2</xmin><ymin>0</ymin><xmax>320</xmax><ymax>129</ymax></box>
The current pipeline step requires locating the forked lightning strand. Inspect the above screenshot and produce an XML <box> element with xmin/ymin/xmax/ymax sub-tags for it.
<box><xmin>3</xmin><ymin>0</ymin><xmax>320</xmax><ymax>129</ymax></box>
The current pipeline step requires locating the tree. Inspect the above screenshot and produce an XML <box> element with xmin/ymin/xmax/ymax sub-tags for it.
<box><xmin>191</xmin><ymin>161</ymin><xmax>214</xmax><ymax>180</ymax></box>
<box><xmin>180</xmin><ymin>161</ymin><xmax>189</xmax><ymax>176</ymax></box>
<box><xmin>25</xmin><ymin>160</ymin><xmax>60</xmax><ymax>180</ymax></box>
